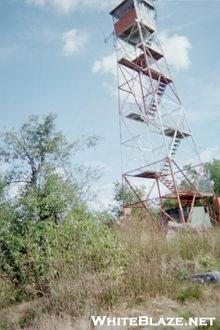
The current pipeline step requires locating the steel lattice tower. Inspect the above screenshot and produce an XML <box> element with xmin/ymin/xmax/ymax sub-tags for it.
<box><xmin>110</xmin><ymin>0</ymin><xmax>214</xmax><ymax>223</ymax></box>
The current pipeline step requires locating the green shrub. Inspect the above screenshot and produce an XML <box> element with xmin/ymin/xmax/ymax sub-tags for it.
<box><xmin>177</xmin><ymin>284</ymin><xmax>203</xmax><ymax>303</ymax></box>
<box><xmin>0</xmin><ymin>276</ymin><xmax>17</xmax><ymax>309</ymax></box>
<box><xmin>0</xmin><ymin>206</ymin><xmax>126</xmax><ymax>305</ymax></box>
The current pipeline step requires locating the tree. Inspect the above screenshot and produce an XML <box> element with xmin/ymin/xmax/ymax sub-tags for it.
<box><xmin>113</xmin><ymin>181</ymin><xmax>145</xmax><ymax>216</ymax></box>
<box><xmin>179</xmin><ymin>165</ymin><xmax>198</xmax><ymax>192</ymax></box>
<box><xmin>207</xmin><ymin>159</ymin><xmax>220</xmax><ymax>196</ymax></box>
<box><xmin>0</xmin><ymin>114</ymin><xmax>96</xmax><ymax>188</ymax></box>
<box><xmin>18</xmin><ymin>170</ymin><xmax>76</xmax><ymax>224</ymax></box>
<box><xmin>0</xmin><ymin>114</ymin><xmax>98</xmax><ymax>223</ymax></box>
<box><xmin>178</xmin><ymin>164</ymin><xmax>213</xmax><ymax>195</ymax></box>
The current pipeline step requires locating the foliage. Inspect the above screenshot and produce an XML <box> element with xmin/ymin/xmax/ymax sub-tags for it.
<box><xmin>0</xmin><ymin>218</ymin><xmax>220</xmax><ymax>327</ymax></box>
<box><xmin>0</xmin><ymin>275</ymin><xmax>17</xmax><ymax>308</ymax></box>
<box><xmin>177</xmin><ymin>284</ymin><xmax>203</xmax><ymax>303</ymax></box>
<box><xmin>163</xmin><ymin>199</ymin><xmax>178</xmax><ymax>210</ymax></box>
<box><xmin>0</xmin><ymin>114</ymin><xmax>119</xmax><ymax>313</ymax></box>
<box><xmin>179</xmin><ymin>165</ymin><xmax>198</xmax><ymax>191</ymax></box>
<box><xmin>0</xmin><ymin>113</ymin><xmax>98</xmax><ymax>189</ymax></box>
<box><xmin>0</xmin><ymin>114</ymin><xmax>98</xmax><ymax>224</ymax></box>
<box><xmin>73</xmin><ymin>164</ymin><xmax>102</xmax><ymax>203</ymax></box>
<box><xmin>113</xmin><ymin>181</ymin><xmax>145</xmax><ymax>216</ymax></box>
<box><xmin>0</xmin><ymin>206</ymin><xmax>126</xmax><ymax>307</ymax></box>
<box><xmin>0</xmin><ymin>115</ymin><xmax>220</xmax><ymax>327</ymax></box>
<box><xmin>179</xmin><ymin>159</ymin><xmax>220</xmax><ymax>196</ymax></box>
<box><xmin>0</xmin><ymin>114</ymin><xmax>74</xmax><ymax>187</ymax></box>
<box><xmin>207</xmin><ymin>159</ymin><xmax>220</xmax><ymax>196</ymax></box>
<box><xmin>17</xmin><ymin>170</ymin><xmax>77</xmax><ymax>224</ymax></box>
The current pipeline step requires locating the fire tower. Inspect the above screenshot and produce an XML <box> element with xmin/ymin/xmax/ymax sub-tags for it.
<box><xmin>110</xmin><ymin>0</ymin><xmax>214</xmax><ymax>223</ymax></box>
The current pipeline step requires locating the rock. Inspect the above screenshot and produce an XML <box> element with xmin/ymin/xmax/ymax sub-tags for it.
<box><xmin>182</xmin><ymin>272</ymin><xmax>220</xmax><ymax>284</ymax></box>
<box><xmin>166</xmin><ymin>221</ymin><xmax>208</xmax><ymax>241</ymax></box>
<box><xmin>167</xmin><ymin>221</ymin><xmax>208</xmax><ymax>232</ymax></box>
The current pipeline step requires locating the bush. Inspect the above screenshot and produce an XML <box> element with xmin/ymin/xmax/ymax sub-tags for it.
<box><xmin>0</xmin><ymin>275</ymin><xmax>17</xmax><ymax>309</ymax></box>
<box><xmin>0</xmin><ymin>206</ymin><xmax>127</xmax><ymax>306</ymax></box>
<box><xmin>177</xmin><ymin>284</ymin><xmax>203</xmax><ymax>303</ymax></box>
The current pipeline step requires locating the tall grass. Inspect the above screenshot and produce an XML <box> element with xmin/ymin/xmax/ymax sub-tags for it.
<box><xmin>115</xmin><ymin>218</ymin><xmax>220</xmax><ymax>303</ymax></box>
<box><xmin>1</xmin><ymin>215</ymin><xmax>220</xmax><ymax>329</ymax></box>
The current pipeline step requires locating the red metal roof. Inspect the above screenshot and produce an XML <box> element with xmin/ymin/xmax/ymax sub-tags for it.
<box><xmin>163</xmin><ymin>192</ymin><xmax>213</xmax><ymax>201</ymax></box>
<box><xmin>133</xmin><ymin>171</ymin><xmax>161</xmax><ymax>179</ymax></box>
<box><xmin>109</xmin><ymin>0</ymin><xmax>130</xmax><ymax>18</ymax></box>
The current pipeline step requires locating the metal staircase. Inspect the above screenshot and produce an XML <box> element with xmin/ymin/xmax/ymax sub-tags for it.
<box><xmin>163</xmin><ymin>138</ymin><xmax>181</xmax><ymax>171</ymax></box>
<box><xmin>160</xmin><ymin>175</ymin><xmax>176</xmax><ymax>192</ymax></box>
<box><xmin>160</xmin><ymin>130</ymin><xmax>189</xmax><ymax>192</ymax></box>
<box><xmin>147</xmin><ymin>81</ymin><xmax>166</xmax><ymax>117</ymax></box>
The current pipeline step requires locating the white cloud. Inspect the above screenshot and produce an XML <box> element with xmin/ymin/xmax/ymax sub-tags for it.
<box><xmin>25</xmin><ymin>0</ymin><xmax>118</xmax><ymax>14</ymax></box>
<box><xmin>93</xmin><ymin>32</ymin><xmax>192</xmax><ymax>76</ymax></box>
<box><xmin>200</xmin><ymin>147</ymin><xmax>220</xmax><ymax>163</ymax></box>
<box><xmin>26</xmin><ymin>0</ymin><xmax>77</xmax><ymax>13</ymax></box>
<box><xmin>62</xmin><ymin>29</ymin><xmax>88</xmax><ymax>56</ymax></box>
<box><xmin>160</xmin><ymin>33</ymin><xmax>192</xmax><ymax>71</ymax></box>
<box><xmin>92</xmin><ymin>52</ymin><xmax>117</xmax><ymax>76</ymax></box>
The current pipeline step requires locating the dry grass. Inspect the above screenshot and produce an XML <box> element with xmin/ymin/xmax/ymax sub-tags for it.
<box><xmin>1</xmin><ymin>218</ymin><xmax>220</xmax><ymax>329</ymax></box>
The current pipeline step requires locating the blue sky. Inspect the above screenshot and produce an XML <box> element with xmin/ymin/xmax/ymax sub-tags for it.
<box><xmin>0</xmin><ymin>0</ymin><xmax>220</xmax><ymax>208</ymax></box>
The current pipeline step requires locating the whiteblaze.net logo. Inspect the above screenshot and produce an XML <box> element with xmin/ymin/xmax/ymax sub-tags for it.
<box><xmin>91</xmin><ymin>316</ymin><xmax>216</xmax><ymax>327</ymax></box>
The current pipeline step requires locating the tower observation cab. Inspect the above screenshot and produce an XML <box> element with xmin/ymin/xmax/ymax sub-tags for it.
<box><xmin>110</xmin><ymin>0</ymin><xmax>157</xmax><ymax>46</ymax></box>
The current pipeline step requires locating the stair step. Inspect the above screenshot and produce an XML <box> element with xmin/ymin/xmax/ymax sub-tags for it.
<box><xmin>147</xmin><ymin>81</ymin><xmax>166</xmax><ymax>118</ymax></box>
<box><xmin>158</xmin><ymin>89</ymin><xmax>165</xmax><ymax>93</ymax></box>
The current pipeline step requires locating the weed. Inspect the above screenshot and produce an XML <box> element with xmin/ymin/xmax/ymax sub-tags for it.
<box><xmin>177</xmin><ymin>284</ymin><xmax>203</xmax><ymax>303</ymax></box>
